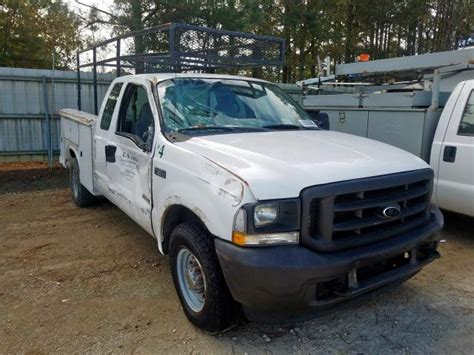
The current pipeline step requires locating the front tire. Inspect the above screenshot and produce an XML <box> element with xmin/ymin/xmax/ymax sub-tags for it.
<box><xmin>169</xmin><ymin>222</ymin><xmax>239</xmax><ymax>332</ymax></box>
<box><xmin>69</xmin><ymin>157</ymin><xmax>95</xmax><ymax>207</ymax></box>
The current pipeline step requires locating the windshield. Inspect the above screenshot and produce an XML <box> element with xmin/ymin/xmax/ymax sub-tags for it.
<box><xmin>156</xmin><ymin>78</ymin><xmax>317</xmax><ymax>136</ymax></box>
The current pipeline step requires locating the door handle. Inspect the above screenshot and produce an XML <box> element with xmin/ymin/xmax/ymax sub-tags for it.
<box><xmin>443</xmin><ymin>146</ymin><xmax>457</xmax><ymax>163</ymax></box>
<box><xmin>105</xmin><ymin>145</ymin><xmax>117</xmax><ymax>163</ymax></box>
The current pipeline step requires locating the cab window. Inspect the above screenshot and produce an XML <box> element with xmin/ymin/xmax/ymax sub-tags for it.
<box><xmin>458</xmin><ymin>90</ymin><xmax>474</xmax><ymax>136</ymax></box>
<box><xmin>117</xmin><ymin>84</ymin><xmax>154</xmax><ymax>146</ymax></box>
<box><xmin>100</xmin><ymin>83</ymin><xmax>123</xmax><ymax>130</ymax></box>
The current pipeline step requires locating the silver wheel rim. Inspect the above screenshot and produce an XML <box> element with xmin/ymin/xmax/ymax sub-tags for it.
<box><xmin>72</xmin><ymin>165</ymin><xmax>79</xmax><ymax>199</ymax></box>
<box><xmin>176</xmin><ymin>248</ymin><xmax>206</xmax><ymax>312</ymax></box>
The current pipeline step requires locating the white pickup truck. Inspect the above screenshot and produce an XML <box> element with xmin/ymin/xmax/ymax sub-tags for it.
<box><xmin>430</xmin><ymin>80</ymin><xmax>474</xmax><ymax>216</ymax></box>
<box><xmin>60</xmin><ymin>73</ymin><xmax>443</xmax><ymax>331</ymax></box>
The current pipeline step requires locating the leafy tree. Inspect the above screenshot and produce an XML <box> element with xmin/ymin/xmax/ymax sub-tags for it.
<box><xmin>0</xmin><ymin>0</ymin><xmax>80</xmax><ymax>69</ymax></box>
<box><xmin>2</xmin><ymin>0</ymin><xmax>473</xmax><ymax>77</ymax></box>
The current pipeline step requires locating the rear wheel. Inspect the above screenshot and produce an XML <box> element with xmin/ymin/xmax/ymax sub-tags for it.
<box><xmin>169</xmin><ymin>222</ymin><xmax>239</xmax><ymax>332</ymax></box>
<box><xmin>69</xmin><ymin>158</ymin><xmax>95</xmax><ymax>207</ymax></box>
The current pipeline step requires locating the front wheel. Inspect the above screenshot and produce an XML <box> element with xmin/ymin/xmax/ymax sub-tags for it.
<box><xmin>169</xmin><ymin>222</ymin><xmax>239</xmax><ymax>332</ymax></box>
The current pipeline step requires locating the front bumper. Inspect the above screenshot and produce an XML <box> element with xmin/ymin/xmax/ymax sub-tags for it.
<box><xmin>215</xmin><ymin>206</ymin><xmax>443</xmax><ymax>322</ymax></box>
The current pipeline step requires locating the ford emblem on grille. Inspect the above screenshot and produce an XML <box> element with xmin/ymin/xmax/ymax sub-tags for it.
<box><xmin>380</xmin><ymin>205</ymin><xmax>402</xmax><ymax>219</ymax></box>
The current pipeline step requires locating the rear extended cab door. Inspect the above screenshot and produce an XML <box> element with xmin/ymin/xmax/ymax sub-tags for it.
<box><xmin>94</xmin><ymin>77</ymin><xmax>158</xmax><ymax>235</ymax></box>
<box><xmin>431</xmin><ymin>81</ymin><xmax>474</xmax><ymax>216</ymax></box>
<box><xmin>94</xmin><ymin>82</ymin><xmax>125</xmax><ymax>195</ymax></box>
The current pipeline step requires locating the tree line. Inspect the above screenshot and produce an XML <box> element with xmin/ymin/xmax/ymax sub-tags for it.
<box><xmin>1</xmin><ymin>0</ymin><xmax>472</xmax><ymax>82</ymax></box>
<box><xmin>0</xmin><ymin>0</ymin><xmax>79</xmax><ymax>69</ymax></box>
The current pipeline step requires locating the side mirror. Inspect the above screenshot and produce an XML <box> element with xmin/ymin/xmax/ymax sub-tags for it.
<box><xmin>307</xmin><ymin>110</ymin><xmax>330</xmax><ymax>130</ymax></box>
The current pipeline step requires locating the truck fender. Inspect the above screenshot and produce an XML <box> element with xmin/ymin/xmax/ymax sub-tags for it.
<box><xmin>150</xmin><ymin>144</ymin><xmax>257</xmax><ymax>255</ymax></box>
<box><xmin>153</xmin><ymin>183</ymin><xmax>236</xmax><ymax>255</ymax></box>
<box><xmin>158</xmin><ymin>197</ymin><xmax>212</xmax><ymax>252</ymax></box>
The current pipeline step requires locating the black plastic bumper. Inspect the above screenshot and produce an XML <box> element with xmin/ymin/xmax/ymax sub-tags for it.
<box><xmin>215</xmin><ymin>206</ymin><xmax>443</xmax><ymax>322</ymax></box>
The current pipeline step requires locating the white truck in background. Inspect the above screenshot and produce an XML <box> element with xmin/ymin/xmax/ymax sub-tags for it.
<box><xmin>306</xmin><ymin>80</ymin><xmax>474</xmax><ymax>217</ymax></box>
<box><xmin>59</xmin><ymin>73</ymin><xmax>443</xmax><ymax>331</ymax></box>
<box><xmin>430</xmin><ymin>80</ymin><xmax>474</xmax><ymax>216</ymax></box>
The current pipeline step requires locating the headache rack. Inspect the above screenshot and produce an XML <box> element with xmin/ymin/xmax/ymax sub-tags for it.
<box><xmin>77</xmin><ymin>22</ymin><xmax>285</xmax><ymax>114</ymax></box>
<box><xmin>300</xmin><ymin>169</ymin><xmax>433</xmax><ymax>252</ymax></box>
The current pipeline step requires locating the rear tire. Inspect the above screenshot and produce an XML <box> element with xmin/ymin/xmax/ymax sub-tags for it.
<box><xmin>169</xmin><ymin>222</ymin><xmax>239</xmax><ymax>332</ymax></box>
<box><xmin>69</xmin><ymin>158</ymin><xmax>95</xmax><ymax>207</ymax></box>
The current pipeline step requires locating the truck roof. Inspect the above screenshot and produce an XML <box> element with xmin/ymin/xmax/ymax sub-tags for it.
<box><xmin>114</xmin><ymin>73</ymin><xmax>271</xmax><ymax>84</ymax></box>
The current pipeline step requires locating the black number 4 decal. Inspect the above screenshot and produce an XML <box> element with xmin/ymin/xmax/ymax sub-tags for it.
<box><xmin>157</xmin><ymin>145</ymin><xmax>165</xmax><ymax>158</ymax></box>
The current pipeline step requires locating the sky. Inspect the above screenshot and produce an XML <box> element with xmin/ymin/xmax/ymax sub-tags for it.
<box><xmin>65</xmin><ymin>0</ymin><xmax>117</xmax><ymax>41</ymax></box>
<box><xmin>64</xmin><ymin>0</ymin><xmax>118</xmax><ymax>72</ymax></box>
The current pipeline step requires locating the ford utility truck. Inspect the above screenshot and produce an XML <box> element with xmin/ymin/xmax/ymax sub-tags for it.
<box><xmin>60</xmin><ymin>74</ymin><xmax>443</xmax><ymax>331</ymax></box>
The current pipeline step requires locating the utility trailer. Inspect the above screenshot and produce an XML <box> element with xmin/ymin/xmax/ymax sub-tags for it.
<box><xmin>303</xmin><ymin>89</ymin><xmax>451</xmax><ymax>161</ymax></box>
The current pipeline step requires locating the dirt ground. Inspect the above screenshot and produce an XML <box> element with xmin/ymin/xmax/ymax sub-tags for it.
<box><xmin>1</xmin><ymin>166</ymin><xmax>473</xmax><ymax>355</ymax></box>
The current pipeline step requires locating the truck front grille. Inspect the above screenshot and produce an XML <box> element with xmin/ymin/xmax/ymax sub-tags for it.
<box><xmin>301</xmin><ymin>169</ymin><xmax>433</xmax><ymax>252</ymax></box>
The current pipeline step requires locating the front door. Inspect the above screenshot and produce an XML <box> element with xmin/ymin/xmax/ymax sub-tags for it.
<box><xmin>436</xmin><ymin>81</ymin><xmax>474</xmax><ymax>216</ymax></box>
<box><xmin>108</xmin><ymin>81</ymin><xmax>156</xmax><ymax>234</ymax></box>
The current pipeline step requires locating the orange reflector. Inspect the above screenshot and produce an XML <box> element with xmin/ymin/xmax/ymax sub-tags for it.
<box><xmin>358</xmin><ymin>53</ymin><xmax>370</xmax><ymax>62</ymax></box>
<box><xmin>232</xmin><ymin>231</ymin><xmax>246</xmax><ymax>246</ymax></box>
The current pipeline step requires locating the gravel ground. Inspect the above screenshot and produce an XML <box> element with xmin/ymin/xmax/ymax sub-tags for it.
<box><xmin>1</xmin><ymin>166</ymin><xmax>473</xmax><ymax>354</ymax></box>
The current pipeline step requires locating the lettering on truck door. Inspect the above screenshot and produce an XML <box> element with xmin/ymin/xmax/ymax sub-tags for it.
<box><xmin>110</xmin><ymin>82</ymin><xmax>156</xmax><ymax>234</ymax></box>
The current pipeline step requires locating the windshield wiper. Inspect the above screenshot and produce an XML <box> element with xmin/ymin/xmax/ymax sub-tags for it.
<box><xmin>176</xmin><ymin>125</ymin><xmax>266</xmax><ymax>134</ymax></box>
<box><xmin>177</xmin><ymin>125</ymin><xmax>235</xmax><ymax>133</ymax></box>
<box><xmin>262</xmin><ymin>123</ymin><xmax>303</xmax><ymax>130</ymax></box>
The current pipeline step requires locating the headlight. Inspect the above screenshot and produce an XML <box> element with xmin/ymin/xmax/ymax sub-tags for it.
<box><xmin>254</xmin><ymin>203</ymin><xmax>279</xmax><ymax>227</ymax></box>
<box><xmin>232</xmin><ymin>199</ymin><xmax>300</xmax><ymax>246</ymax></box>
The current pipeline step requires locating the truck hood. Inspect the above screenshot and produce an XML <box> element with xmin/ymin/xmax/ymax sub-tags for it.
<box><xmin>176</xmin><ymin>130</ymin><xmax>429</xmax><ymax>200</ymax></box>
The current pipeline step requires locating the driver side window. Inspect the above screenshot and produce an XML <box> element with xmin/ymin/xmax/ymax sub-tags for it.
<box><xmin>117</xmin><ymin>84</ymin><xmax>154</xmax><ymax>146</ymax></box>
<box><xmin>458</xmin><ymin>90</ymin><xmax>474</xmax><ymax>136</ymax></box>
